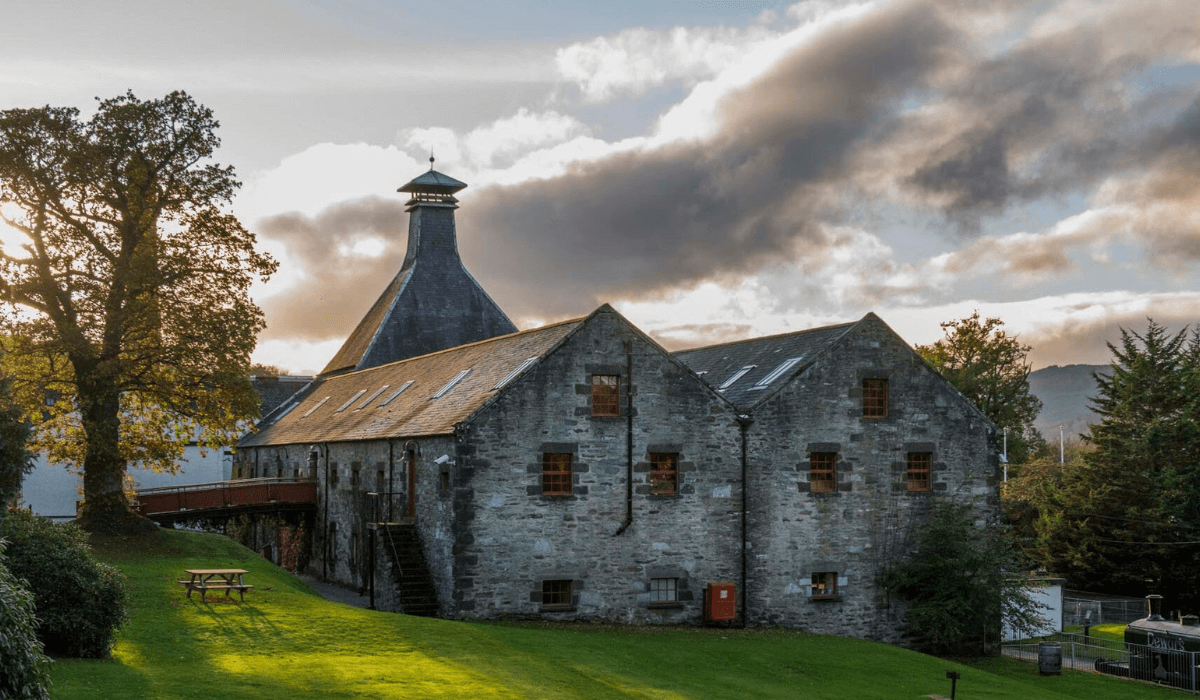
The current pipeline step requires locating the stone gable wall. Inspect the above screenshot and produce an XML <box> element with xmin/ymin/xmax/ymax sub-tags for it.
<box><xmin>743</xmin><ymin>317</ymin><xmax>999</xmax><ymax>641</ymax></box>
<box><xmin>452</xmin><ymin>310</ymin><xmax>745</xmax><ymax>622</ymax></box>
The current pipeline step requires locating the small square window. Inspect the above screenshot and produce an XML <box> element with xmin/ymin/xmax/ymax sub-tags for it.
<box><xmin>907</xmin><ymin>452</ymin><xmax>931</xmax><ymax>492</ymax></box>
<box><xmin>351</xmin><ymin>465</ymin><xmax>360</xmax><ymax>487</ymax></box>
<box><xmin>650</xmin><ymin>453</ymin><xmax>678</xmax><ymax>495</ymax></box>
<box><xmin>377</xmin><ymin>469</ymin><xmax>386</xmax><ymax>492</ymax></box>
<box><xmin>542</xmin><ymin>453</ymin><xmax>572</xmax><ymax>496</ymax></box>
<box><xmin>330</xmin><ymin>463</ymin><xmax>339</xmax><ymax>486</ymax></box>
<box><xmin>809</xmin><ymin>452</ymin><xmax>837</xmax><ymax>493</ymax></box>
<box><xmin>591</xmin><ymin>375</ymin><xmax>620</xmax><ymax>416</ymax></box>
<box><xmin>862</xmin><ymin>378</ymin><xmax>888</xmax><ymax>418</ymax></box>
<box><xmin>812</xmin><ymin>572</ymin><xmax>838</xmax><ymax>599</ymax></box>
<box><xmin>542</xmin><ymin>579</ymin><xmax>573</xmax><ymax>608</ymax></box>
<box><xmin>650</xmin><ymin>577</ymin><xmax>678</xmax><ymax>605</ymax></box>
<box><xmin>439</xmin><ymin>470</ymin><xmax>451</xmax><ymax>492</ymax></box>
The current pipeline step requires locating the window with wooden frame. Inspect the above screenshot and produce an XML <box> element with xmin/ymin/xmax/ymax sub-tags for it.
<box><xmin>906</xmin><ymin>452</ymin><xmax>931</xmax><ymax>492</ymax></box>
<box><xmin>649</xmin><ymin>577</ymin><xmax>678</xmax><ymax>605</ymax></box>
<box><xmin>542</xmin><ymin>453</ymin><xmax>573</xmax><ymax>496</ymax></box>
<box><xmin>591</xmin><ymin>374</ymin><xmax>620</xmax><ymax>416</ymax></box>
<box><xmin>542</xmin><ymin>579</ymin><xmax>573</xmax><ymax>608</ymax></box>
<box><xmin>811</xmin><ymin>572</ymin><xmax>838</xmax><ymax>599</ymax></box>
<box><xmin>862</xmin><ymin>378</ymin><xmax>888</xmax><ymax>418</ymax></box>
<box><xmin>809</xmin><ymin>452</ymin><xmax>837</xmax><ymax>493</ymax></box>
<box><xmin>650</xmin><ymin>453</ymin><xmax>678</xmax><ymax>495</ymax></box>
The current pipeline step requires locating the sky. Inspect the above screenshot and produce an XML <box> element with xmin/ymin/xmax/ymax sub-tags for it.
<box><xmin>2</xmin><ymin>0</ymin><xmax>1199</xmax><ymax>374</ymax></box>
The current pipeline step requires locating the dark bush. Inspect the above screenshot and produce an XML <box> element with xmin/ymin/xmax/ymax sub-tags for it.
<box><xmin>0</xmin><ymin>539</ymin><xmax>51</xmax><ymax>699</ymax></box>
<box><xmin>0</xmin><ymin>510</ymin><xmax>127</xmax><ymax>658</ymax></box>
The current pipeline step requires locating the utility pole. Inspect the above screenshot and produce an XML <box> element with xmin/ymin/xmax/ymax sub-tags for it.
<box><xmin>1060</xmin><ymin>425</ymin><xmax>1065</xmax><ymax>464</ymax></box>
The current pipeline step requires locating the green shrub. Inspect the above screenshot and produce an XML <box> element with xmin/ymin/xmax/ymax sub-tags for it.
<box><xmin>879</xmin><ymin>501</ymin><xmax>1045</xmax><ymax>656</ymax></box>
<box><xmin>0</xmin><ymin>510</ymin><xmax>127</xmax><ymax>658</ymax></box>
<box><xmin>0</xmin><ymin>539</ymin><xmax>51</xmax><ymax>699</ymax></box>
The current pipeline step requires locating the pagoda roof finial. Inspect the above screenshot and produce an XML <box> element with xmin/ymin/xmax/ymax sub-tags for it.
<box><xmin>398</xmin><ymin>165</ymin><xmax>467</xmax><ymax>210</ymax></box>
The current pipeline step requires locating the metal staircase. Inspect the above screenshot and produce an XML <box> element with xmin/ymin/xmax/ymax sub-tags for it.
<box><xmin>376</xmin><ymin>521</ymin><xmax>440</xmax><ymax>617</ymax></box>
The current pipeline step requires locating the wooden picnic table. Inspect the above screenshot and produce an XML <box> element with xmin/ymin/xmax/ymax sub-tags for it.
<box><xmin>178</xmin><ymin>569</ymin><xmax>253</xmax><ymax>603</ymax></box>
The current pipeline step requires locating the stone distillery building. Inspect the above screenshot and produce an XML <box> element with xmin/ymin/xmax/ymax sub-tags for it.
<box><xmin>236</xmin><ymin>167</ymin><xmax>1000</xmax><ymax>642</ymax></box>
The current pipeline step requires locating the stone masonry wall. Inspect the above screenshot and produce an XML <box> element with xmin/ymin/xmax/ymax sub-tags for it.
<box><xmin>452</xmin><ymin>309</ymin><xmax>746</xmax><ymax>623</ymax></box>
<box><xmin>744</xmin><ymin>317</ymin><xmax>999</xmax><ymax>642</ymax></box>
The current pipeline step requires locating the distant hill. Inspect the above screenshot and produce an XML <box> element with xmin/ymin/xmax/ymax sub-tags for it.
<box><xmin>1028</xmin><ymin>364</ymin><xmax>1109</xmax><ymax>440</ymax></box>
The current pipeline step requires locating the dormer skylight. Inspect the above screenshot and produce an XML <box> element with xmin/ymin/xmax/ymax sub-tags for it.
<box><xmin>379</xmin><ymin>381</ymin><xmax>414</xmax><ymax>407</ymax></box>
<box><xmin>719</xmin><ymin>365</ymin><xmax>756</xmax><ymax>390</ymax></box>
<box><xmin>433</xmin><ymin>369</ymin><xmax>472</xmax><ymax>399</ymax></box>
<box><xmin>752</xmin><ymin>357</ymin><xmax>803</xmax><ymax>390</ymax></box>
<box><xmin>493</xmin><ymin>357</ymin><xmax>538</xmax><ymax>390</ymax></box>
<box><xmin>301</xmin><ymin>396</ymin><xmax>331</xmax><ymax>418</ymax></box>
<box><xmin>355</xmin><ymin>385</ymin><xmax>389</xmax><ymax>410</ymax></box>
<box><xmin>335</xmin><ymin>390</ymin><xmax>368</xmax><ymax>413</ymax></box>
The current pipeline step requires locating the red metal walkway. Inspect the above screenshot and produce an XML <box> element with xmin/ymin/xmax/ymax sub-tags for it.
<box><xmin>135</xmin><ymin>477</ymin><xmax>316</xmax><ymax>523</ymax></box>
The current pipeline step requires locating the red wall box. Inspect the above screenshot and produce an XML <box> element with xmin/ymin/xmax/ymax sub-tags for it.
<box><xmin>705</xmin><ymin>581</ymin><xmax>737</xmax><ymax>621</ymax></box>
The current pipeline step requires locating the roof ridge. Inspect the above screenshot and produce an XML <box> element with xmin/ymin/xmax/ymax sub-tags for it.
<box><xmin>673</xmin><ymin>320</ymin><xmax>858</xmax><ymax>355</ymax></box>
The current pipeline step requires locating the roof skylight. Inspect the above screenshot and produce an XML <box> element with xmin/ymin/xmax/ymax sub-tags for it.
<box><xmin>378</xmin><ymin>381</ymin><xmax>414</xmax><ymax>407</ymax></box>
<box><xmin>273</xmin><ymin>401</ymin><xmax>300</xmax><ymax>422</ymax></box>
<box><xmin>433</xmin><ymin>369</ymin><xmax>472</xmax><ymax>399</ymax></box>
<box><xmin>752</xmin><ymin>357</ymin><xmax>803</xmax><ymax>390</ymax></box>
<box><xmin>493</xmin><ymin>357</ymin><xmax>538</xmax><ymax>390</ymax></box>
<box><xmin>335</xmin><ymin>390</ymin><xmax>368</xmax><ymax>413</ymax></box>
<box><xmin>718</xmin><ymin>365</ymin><xmax>756</xmax><ymax>390</ymax></box>
<box><xmin>301</xmin><ymin>396</ymin><xmax>331</xmax><ymax>418</ymax></box>
<box><xmin>355</xmin><ymin>385</ymin><xmax>389</xmax><ymax>410</ymax></box>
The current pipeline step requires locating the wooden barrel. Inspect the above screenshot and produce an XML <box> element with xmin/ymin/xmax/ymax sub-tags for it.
<box><xmin>1038</xmin><ymin>641</ymin><xmax>1062</xmax><ymax>675</ymax></box>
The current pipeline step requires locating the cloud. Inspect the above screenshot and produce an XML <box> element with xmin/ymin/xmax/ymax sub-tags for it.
<box><xmin>247</xmin><ymin>0</ymin><xmax>1200</xmax><ymax>368</ymax></box>
<box><xmin>888</xmin><ymin>0</ymin><xmax>1200</xmax><ymax>228</ymax></box>
<box><xmin>403</xmin><ymin>108</ymin><xmax>591</xmax><ymax>170</ymax></box>
<box><xmin>1022</xmin><ymin>295</ymin><xmax>1200</xmax><ymax>367</ymax></box>
<box><xmin>555</xmin><ymin>23</ymin><xmax>778</xmax><ymax>103</ymax></box>
<box><xmin>459</xmin><ymin>0</ymin><xmax>956</xmax><ymax>319</ymax></box>
<box><xmin>254</xmin><ymin>197</ymin><xmax>409</xmax><ymax>343</ymax></box>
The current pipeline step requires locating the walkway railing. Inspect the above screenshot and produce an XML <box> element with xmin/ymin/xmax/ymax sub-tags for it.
<box><xmin>134</xmin><ymin>477</ymin><xmax>317</xmax><ymax>515</ymax></box>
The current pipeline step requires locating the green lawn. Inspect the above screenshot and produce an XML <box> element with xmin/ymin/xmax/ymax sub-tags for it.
<box><xmin>46</xmin><ymin>530</ymin><xmax>1182</xmax><ymax>699</ymax></box>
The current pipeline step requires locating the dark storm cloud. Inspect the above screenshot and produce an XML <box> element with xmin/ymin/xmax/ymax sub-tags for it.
<box><xmin>899</xmin><ymin>1</ymin><xmax>1200</xmax><ymax>227</ymax></box>
<box><xmin>256</xmin><ymin>197</ymin><xmax>408</xmax><ymax>341</ymax></box>
<box><xmin>457</xmin><ymin>0</ymin><xmax>957</xmax><ymax>319</ymax></box>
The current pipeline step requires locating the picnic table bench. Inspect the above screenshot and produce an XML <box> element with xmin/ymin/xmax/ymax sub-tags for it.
<box><xmin>178</xmin><ymin>569</ymin><xmax>253</xmax><ymax>603</ymax></box>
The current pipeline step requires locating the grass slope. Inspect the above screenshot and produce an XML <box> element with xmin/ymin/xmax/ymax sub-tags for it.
<box><xmin>47</xmin><ymin>530</ymin><xmax>1178</xmax><ymax>699</ymax></box>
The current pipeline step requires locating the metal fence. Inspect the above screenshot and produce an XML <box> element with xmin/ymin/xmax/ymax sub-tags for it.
<box><xmin>1062</xmin><ymin>591</ymin><xmax>1147</xmax><ymax>626</ymax></box>
<box><xmin>1002</xmin><ymin>635</ymin><xmax>1200</xmax><ymax>692</ymax></box>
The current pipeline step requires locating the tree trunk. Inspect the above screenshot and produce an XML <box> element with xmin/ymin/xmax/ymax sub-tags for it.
<box><xmin>73</xmin><ymin>362</ymin><xmax>156</xmax><ymax>534</ymax></box>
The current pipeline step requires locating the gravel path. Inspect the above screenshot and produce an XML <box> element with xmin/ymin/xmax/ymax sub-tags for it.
<box><xmin>296</xmin><ymin>574</ymin><xmax>373</xmax><ymax>609</ymax></box>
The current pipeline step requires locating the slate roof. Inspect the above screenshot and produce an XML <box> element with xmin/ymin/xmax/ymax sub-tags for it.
<box><xmin>673</xmin><ymin>320</ymin><xmax>858</xmax><ymax>410</ymax></box>
<box><xmin>321</xmin><ymin>269</ymin><xmax>410</xmax><ymax>375</ymax></box>
<box><xmin>251</xmin><ymin>375</ymin><xmax>314</xmax><ymax>417</ymax></box>
<box><xmin>399</xmin><ymin>168</ymin><xmax>467</xmax><ymax>194</ymax></box>
<box><xmin>242</xmin><ymin>318</ymin><xmax>583</xmax><ymax>447</ymax></box>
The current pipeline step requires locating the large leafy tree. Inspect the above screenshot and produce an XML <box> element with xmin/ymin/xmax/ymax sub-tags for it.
<box><xmin>917</xmin><ymin>312</ymin><xmax>1045</xmax><ymax>464</ymax></box>
<box><xmin>0</xmin><ymin>91</ymin><xmax>276</xmax><ymax>533</ymax></box>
